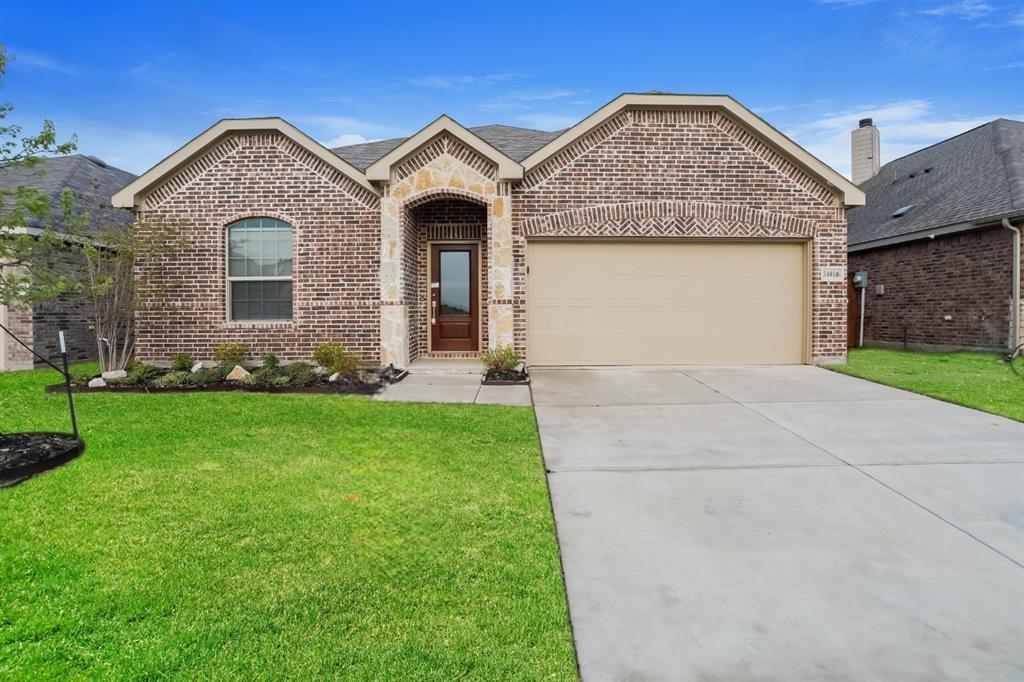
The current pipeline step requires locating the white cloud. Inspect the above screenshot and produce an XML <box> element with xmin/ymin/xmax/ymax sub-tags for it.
<box><xmin>481</xmin><ymin>89</ymin><xmax>579</xmax><ymax>111</ymax></box>
<box><xmin>920</xmin><ymin>0</ymin><xmax>996</xmax><ymax>18</ymax></box>
<box><xmin>815</xmin><ymin>0</ymin><xmax>882</xmax><ymax>6</ymax></box>
<box><xmin>324</xmin><ymin>133</ymin><xmax>372</xmax><ymax>147</ymax></box>
<box><xmin>984</xmin><ymin>60</ymin><xmax>1024</xmax><ymax>69</ymax></box>
<box><xmin>786</xmin><ymin>100</ymin><xmax>1024</xmax><ymax>178</ymax></box>
<box><xmin>6</xmin><ymin>47</ymin><xmax>77</xmax><ymax>75</ymax></box>
<box><xmin>515</xmin><ymin>113</ymin><xmax>579</xmax><ymax>131</ymax></box>
<box><xmin>65</xmin><ymin>124</ymin><xmax>185</xmax><ymax>174</ymax></box>
<box><xmin>291</xmin><ymin>115</ymin><xmax>401</xmax><ymax>149</ymax></box>
<box><xmin>407</xmin><ymin>73</ymin><xmax>525</xmax><ymax>89</ymax></box>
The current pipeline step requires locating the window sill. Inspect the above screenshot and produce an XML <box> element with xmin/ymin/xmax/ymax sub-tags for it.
<box><xmin>224</xmin><ymin>320</ymin><xmax>294</xmax><ymax>328</ymax></box>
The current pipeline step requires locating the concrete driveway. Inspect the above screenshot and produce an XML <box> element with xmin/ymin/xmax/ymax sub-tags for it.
<box><xmin>532</xmin><ymin>366</ymin><xmax>1024</xmax><ymax>681</ymax></box>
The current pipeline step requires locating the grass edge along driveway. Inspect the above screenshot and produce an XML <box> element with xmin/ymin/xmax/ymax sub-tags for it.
<box><xmin>831</xmin><ymin>348</ymin><xmax>1024</xmax><ymax>422</ymax></box>
<box><xmin>0</xmin><ymin>367</ymin><xmax>577</xmax><ymax>680</ymax></box>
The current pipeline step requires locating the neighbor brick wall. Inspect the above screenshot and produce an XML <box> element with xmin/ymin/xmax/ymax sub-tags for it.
<box><xmin>134</xmin><ymin>131</ymin><xmax>381</xmax><ymax>364</ymax></box>
<box><xmin>512</xmin><ymin>108</ymin><xmax>848</xmax><ymax>362</ymax></box>
<box><xmin>848</xmin><ymin>226</ymin><xmax>1020</xmax><ymax>350</ymax></box>
<box><xmin>1</xmin><ymin>254</ymin><xmax>95</xmax><ymax>371</ymax></box>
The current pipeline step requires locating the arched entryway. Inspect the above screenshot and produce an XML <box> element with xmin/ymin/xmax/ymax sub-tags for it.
<box><xmin>404</xmin><ymin>195</ymin><xmax>488</xmax><ymax>361</ymax></box>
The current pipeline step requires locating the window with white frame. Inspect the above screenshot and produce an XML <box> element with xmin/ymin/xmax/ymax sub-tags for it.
<box><xmin>227</xmin><ymin>218</ymin><xmax>293</xmax><ymax>321</ymax></box>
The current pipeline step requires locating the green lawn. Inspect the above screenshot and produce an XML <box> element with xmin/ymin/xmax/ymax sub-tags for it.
<box><xmin>832</xmin><ymin>349</ymin><xmax>1024</xmax><ymax>422</ymax></box>
<box><xmin>0</xmin><ymin>367</ymin><xmax>576</xmax><ymax>680</ymax></box>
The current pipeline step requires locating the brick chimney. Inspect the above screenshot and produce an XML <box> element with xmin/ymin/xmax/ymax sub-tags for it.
<box><xmin>851</xmin><ymin>117</ymin><xmax>880</xmax><ymax>185</ymax></box>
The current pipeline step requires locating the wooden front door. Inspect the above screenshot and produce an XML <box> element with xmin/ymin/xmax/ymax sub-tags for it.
<box><xmin>430</xmin><ymin>243</ymin><xmax>479</xmax><ymax>351</ymax></box>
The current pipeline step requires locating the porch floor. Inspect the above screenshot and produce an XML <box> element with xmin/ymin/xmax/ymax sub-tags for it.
<box><xmin>407</xmin><ymin>357</ymin><xmax>484</xmax><ymax>374</ymax></box>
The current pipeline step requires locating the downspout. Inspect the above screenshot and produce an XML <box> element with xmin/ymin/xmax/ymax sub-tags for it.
<box><xmin>1003</xmin><ymin>218</ymin><xmax>1021</xmax><ymax>356</ymax></box>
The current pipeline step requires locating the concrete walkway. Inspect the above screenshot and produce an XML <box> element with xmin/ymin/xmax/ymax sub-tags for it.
<box><xmin>533</xmin><ymin>366</ymin><xmax>1024</xmax><ymax>681</ymax></box>
<box><xmin>375</xmin><ymin>371</ymin><xmax>531</xmax><ymax>405</ymax></box>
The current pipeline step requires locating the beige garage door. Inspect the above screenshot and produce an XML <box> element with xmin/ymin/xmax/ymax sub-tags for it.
<box><xmin>527</xmin><ymin>241</ymin><xmax>806</xmax><ymax>365</ymax></box>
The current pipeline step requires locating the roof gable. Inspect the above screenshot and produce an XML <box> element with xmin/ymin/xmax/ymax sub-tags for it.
<box><xmin>521</xmin><ymin>93</ymin><xmax>864</xmax><ymax>206</ymax></box>
<box><xmin>0</xmin><ymin>154</ymin><xmax>136</xmax><ymax>231</ymax></box>
<box><xmin>848</xmin><ymin>118</ymin><xmax>1024</xmax><ymax>248</ymax></box>
<box><xmin>111</xmin><ymin>118</ymin><xmax>377</xmax><ymax>209</ymax></box>
<box><xmin>364</xmin><ymin>116</ymin><xmax>524</xmax><ymax>182</ymax></box>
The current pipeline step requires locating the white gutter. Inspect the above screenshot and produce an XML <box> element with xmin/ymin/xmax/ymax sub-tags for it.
<box><xmin>1003</xmin><ymin>218</ymin><xmax>1021</xmax><ymax>354</ymax></box>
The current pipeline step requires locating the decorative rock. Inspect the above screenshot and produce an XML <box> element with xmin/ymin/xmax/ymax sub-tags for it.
<box><xmin>225</xmin><ymin>365</ymin><xmax>250</xmax><ymax>382</ymax></box>
<box><xmin>328</xmin><ymin>372</ymin><xmax>341</xmax><ymax>383</ymax></box>
<box><xmin>312</xmin><ymin>366</ymin><xmax>327</xmax><ymax>376</ymax></box>
<box><xmin>514</xmin><ymin>362</ymin><xmax>526</xmax><ymax>375</ymax></box>
<box><xmin>190</xmin><ymin>362</ymin><xmax>205</xmax><ymax>373</ymax></box>
<box><xmin>101</xmin><ymin>369</ymin><xmax>127</xmax><ymax>381</ymax></box>
<box><xmin>88</xmin><ymin>377</ymin><xmax>107</xmax><ymax>388</ymax></box>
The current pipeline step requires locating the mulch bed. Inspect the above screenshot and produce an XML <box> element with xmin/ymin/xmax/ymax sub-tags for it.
<box><xmin>0</xmin><ymin>432</ymin><xmax>85</xmax><ymax>487</ymax></box>
<box><xmin>481</xmin><ymin>369</ymin><xmax>530</xmax><ymax>386</ymax></box>
<box><xmin>45</xmin><ymin>382</ymin><xmax>383</xmax><ymax>395</ymax></box>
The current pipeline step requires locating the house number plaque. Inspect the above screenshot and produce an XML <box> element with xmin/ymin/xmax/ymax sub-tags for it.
<box><xmin>819</xmin><ymin>267</ymin><xmax>846</xmax><ymax>283</ymax></box>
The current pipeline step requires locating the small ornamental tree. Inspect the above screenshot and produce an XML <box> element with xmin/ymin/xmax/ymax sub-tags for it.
<box><xmin>0</xmin><ymin>43</ymin><xmax>187</xmax><ymax>371</ymax></box>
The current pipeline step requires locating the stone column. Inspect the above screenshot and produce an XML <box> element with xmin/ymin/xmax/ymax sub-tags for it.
<box><xmin>487</xmin><ymin>185</ymin><xmax>515</xmax><ymax>349</ymax></box>
<box><xmin>379</xmin><ymin>189</ymin><xmax>409</xmax><ymax>367</ymax></box>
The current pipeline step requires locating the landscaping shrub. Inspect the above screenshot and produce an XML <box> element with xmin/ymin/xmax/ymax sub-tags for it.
<box><xmin>313</xmin><ymin>342</ymin><xmax>360</xmax><ymax>375</ymax></box>
<box><xmin>69</xmin><ymin>370</ymin><xmax>95</xmax><ymax>387</ymax></box>
<box><xmin>190</xmin><ymin>367</ymin><xmax>226</xmax><ymax>387</ymax></box>
<box><xmin>262</xmin><ymin>353</ymin><xmax>280</xmax><ymax>370</ymax></box>
<box><xmin>169</xmin><ymin>353</ymin><xmax>194</xmax><ymax>372</ymax></box>
<box><xmin>213</xmin><ymin>342</ymin><xmax>249</xmax><ymax>368</ymax></box>
<box><xmin>284</xmin><ymin>361</ymin><xmax>319</xmax><ymax>387</ymax></box>
<box><xmin>482</xmin><ymin>345</ymin><xmax>521</xmax><ymax>373</ymax></box>
<box><xmin>153</xmin><ymin>371</ymin><xmax>192</xmax><ymax>388</ymax></box>
<box><xmin>126</xmin><ymin>363</ymin><xmax>165</xmax><ymax>386</ymax></box>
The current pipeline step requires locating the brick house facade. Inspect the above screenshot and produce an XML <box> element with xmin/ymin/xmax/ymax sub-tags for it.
<box><xmin>114</xmin><ymin>94</ymin><xmax>864</xmax><ymax>368</ymax></box>
<box><xmin>849</xmin><ymin>227</ymin><xmax>1023</xmax><ymax>350</ymax></box>
<box><xmin>0</xmin><ymin>155</ymin><xmax>135</xmax><ymax>371</ymax></box>
<box><xmin>847</xmin><ymin>118</ymin><xmax>1023</xmax><ymax>352</ymax></box>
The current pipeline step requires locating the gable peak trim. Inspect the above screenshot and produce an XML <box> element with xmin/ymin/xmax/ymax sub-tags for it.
<box><xmin>521</xmin><ymin>93</ymin><xmax>865</xmax><ymax>207</ymax></box>
<box><xmin>365</xmin><ymin>115</ymin><xmax>523</xmax><ymax>183</ymax></box>
<box><xmin>111</xmin><ymin>117</ymin><xmax>378</xmax><ymax>209</ymax></box>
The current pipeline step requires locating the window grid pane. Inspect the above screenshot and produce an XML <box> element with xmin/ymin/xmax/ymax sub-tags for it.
<box><xmin>227</xmin><ymin>218</ymin><xmax>293</xmax><ymax>320</ymax></box>
<box><xmin>231</xmin><ymin>281</ymin><xmax>292</xmax><ymax>321</ymax></box>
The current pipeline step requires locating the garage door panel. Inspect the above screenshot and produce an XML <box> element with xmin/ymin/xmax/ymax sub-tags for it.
<box><xmin>527</xmin><ymin>241</ymin><xmax>806</xmax><ymax>366</ymax></box>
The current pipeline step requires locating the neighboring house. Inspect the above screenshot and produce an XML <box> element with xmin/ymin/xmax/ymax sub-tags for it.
<box><xmin>112</xmin><ymin>93</ymin><xmax>864</xmax><ymax>368</ymax></box>
<box><xmin>848</xmin><ymin>118</ymin><xmax>1024</xmax><ymax>352</ymax></box>
<box><xmin>0</xmin><ymin>155</ymin><xmax>136</xmax><ymax>370</ymax></box>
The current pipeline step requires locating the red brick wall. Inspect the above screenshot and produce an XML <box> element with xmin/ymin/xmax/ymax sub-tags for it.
<box><xmin>512</xmin><ymin>109</ymin><xmax>848</xmax><ymax>362</ymax></box>
<box><xmin>135</xmin><ymin>132</ymin><xmax>381</xmax><ymax>364</ymax></box>
<box><xmin>848</xmin><ymin>226</ymin><xmax>1019</xmax><ymax>350</ymax></box>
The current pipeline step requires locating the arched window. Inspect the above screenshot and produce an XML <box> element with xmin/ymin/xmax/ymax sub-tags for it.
<box><xmin>227</xmin><ymin>218</ymin><xmax>293</xmax><ymax>321</ymax></box>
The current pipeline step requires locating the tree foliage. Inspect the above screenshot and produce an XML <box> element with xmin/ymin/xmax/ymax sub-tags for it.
<box><xmin>1</xmin><ymin>42</ymin><xmax>187</xmax><ymax>371</ymax></box>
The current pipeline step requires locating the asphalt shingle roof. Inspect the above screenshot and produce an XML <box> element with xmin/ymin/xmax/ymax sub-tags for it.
<box><xmin>848</xmin><ymin>118</ymin><xmax>1024</xmax><ymax>247</ymax></box>
<box><xmin>0</xmin><ymin>154</ymin><xmax>136</xmax><ymax>233</ymax></box>
<box><xmin>331</xmin><ymin>123</ymin><xmax>563</xmax><ymax>171</ymax></box>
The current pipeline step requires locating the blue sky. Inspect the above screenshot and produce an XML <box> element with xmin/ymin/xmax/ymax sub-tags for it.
<box><xmin>3</xmin><ymin>0</ymin><xmax>1022</xmax><ymax>178</ymax></box>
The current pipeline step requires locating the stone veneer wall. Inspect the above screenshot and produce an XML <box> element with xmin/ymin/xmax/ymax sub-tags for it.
<box><xmin>379</xmin><ymin>133</ymin><xmax>512</xmax><ymax>367</ymax></box>
<box><xmin>1</xmin><ymin>301</ymin><xmax>34</xmax><ymax>371</ymax></box>
<box><xmin>407</xmin><ymin>198</ymin><xmax>488</xmax><ymax>360</ymax></box>
<box><xmin>848</xmin><ymin>226</ymin><xmax>1022</xmax><ymax>350</ymax></box>
<box><xmin>511</xmin><ymin>109</ymin><xmax>849</xmax><ymax>363</ymax></box>
<box><xmin>134</xmin><ymin>131</ymin><xmax>382</xmax><ymax>364</ymax></box>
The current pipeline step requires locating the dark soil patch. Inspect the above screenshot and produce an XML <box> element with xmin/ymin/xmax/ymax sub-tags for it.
<box><xmin>1</xmin><ymin>432</ymin><xmax>84</xmax><ymax>487</ymax></box>
<box><xmin>482</xmin><ymin>369</ymin><xmax>530</xmax><ymax>385</ymax></box>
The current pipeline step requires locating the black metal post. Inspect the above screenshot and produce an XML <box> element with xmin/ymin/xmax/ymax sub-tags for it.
<box><xmin>60</xmin><ymin>347</ymin><xmax>79</xmax><ymax>441</ymax></box>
